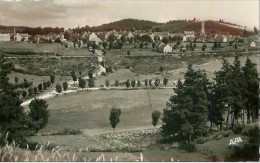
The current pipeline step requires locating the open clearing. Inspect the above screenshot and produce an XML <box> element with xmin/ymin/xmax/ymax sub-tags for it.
<box><xmin>32</xmin><ymin>89</ymin><xmax>173</xmax><ymax>133</ymax></box>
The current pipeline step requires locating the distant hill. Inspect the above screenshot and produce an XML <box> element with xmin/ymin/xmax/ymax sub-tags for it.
<box><xmin>0</xmin><ymin>25</ymin><xmax>27</xmax><ymax>34</ymax></box>
<box><xmin>89</xmin><ymin>18</ymin><xmax>162</xmax><ymax>31</ymax></box>
<box><xmin>1</xmin><ymin>19</ymin><xmax>250</xmax><ymax>36</ymax></box>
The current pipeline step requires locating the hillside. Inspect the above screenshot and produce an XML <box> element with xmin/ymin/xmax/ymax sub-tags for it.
<box><xmin>0</xmin><ymin>25</ymin><xmax>26</xmax><ymax>33</ymax></box>
<box><xmin>89</xmin><ymin>18</ymin><xmax>162</xmax><ymax>31</ymax></box>
<box><xmin>204</xmin><ymin>21</ymin><xmax>246</xmax><ymax>35</ymax></box>
<box><xmin>153</xmin><ymin>21</ymin><xmax>201</xmax><ymax>33</ymax></box>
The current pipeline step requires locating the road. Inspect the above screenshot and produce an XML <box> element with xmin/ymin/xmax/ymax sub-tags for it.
<box><xmin>21</xmin><ymin>58</ymin><xmax>219</xmax><ymax>107</ymax></box>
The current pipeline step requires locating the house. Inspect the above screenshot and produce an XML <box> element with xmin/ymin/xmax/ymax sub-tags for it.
<box><xmin>156</xmin><ymin>43</ymin><xmax>172</xmax><ymax>53</ymax></box>
<box><xmin>89</xmin><ymin>32</ymin><xmax>102</xmax><ymax>45</ymax></box>
<box><xmin>14</xmin><ymin>33</ymin><xmax>30</xmax><ymax>41</ymax></box>
<box><xmin>250</xmin><ymin>41</ymin><xmax>256</xmax><ymax>47</ymax></box>
<box><xmin>154</xmin><ymin>32</ymin><xmax>169</xmax><ymax>41</ymax></box>
<box><xmin>0</xmin><ymin>33</ymin><xmax>10</xmax><ymax>41</ymax></box>
<box><xmin>183</xmin><ymin>31</ymin><xmax>195</xmax><ymax>42</ymax></box>
<box><xmin>123</xmin><ymin>31</ymin><xmax>134</xmax><ymax>39</ymax></box>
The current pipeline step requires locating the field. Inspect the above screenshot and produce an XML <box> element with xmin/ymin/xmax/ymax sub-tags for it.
<box><xmin>0</xmin><ymin>41</ymin><xmax>94</xmax><ymax>56</ymax></box>
<box><xmin>27</xmin><ymin>89</ymin><xmax>172</xmax><ymax>133</ymax></box>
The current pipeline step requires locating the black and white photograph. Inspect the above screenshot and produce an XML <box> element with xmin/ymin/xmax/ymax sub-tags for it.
<box><xmin>0</xmin><ymin>0</ymin><xmax>259</xmax><ymax>162</ymax></box>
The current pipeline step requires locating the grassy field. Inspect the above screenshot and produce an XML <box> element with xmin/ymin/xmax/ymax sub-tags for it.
<box><xmin>29</xmin><ymin>89</ymin><xmax>172</xmax><ymax>133</ymax></box>
<box><xmin>0</xmin><ymin>41</ymin><xmax>93</xmax><ymax>56</ymax></box>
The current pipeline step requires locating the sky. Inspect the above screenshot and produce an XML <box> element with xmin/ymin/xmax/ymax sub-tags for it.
<box><xmin>0</xmin><ymin>0</ymin><xmax>259</xmax><ymax>30</ymax></box>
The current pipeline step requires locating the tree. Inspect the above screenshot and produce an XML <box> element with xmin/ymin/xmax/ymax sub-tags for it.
<box><xmin>88</xmin><ymin>78</ymin><xmax>95</xmax><ymax>88</ymax></box>
<box><xmin>152</xmin><ymin>42</ymin><xmax>156</xmax><ymax>50</ymax></box>
<box><xmin>202</xmin><ymin>44</ymin><xmax>207</xmax><ymax>51</ymax></box>
<box><xmin>127</xmin><ymin>50</ymin><xmax>130</xmax><ymax>55</ymax></box>
<box><xmin>154</xmin><ymin>79</ymin><xmax>160</xmax><ymax>87</ymax></box>
<box><xmin>0</xmin><ymin>51</ymin><xmax>31</xmax><ymax>145</ymax></box>
<box><xmin>161</xmin><ymin>65</ymin><xmax>209</xmax><ymax>141</ymax></box>
<box><xmin>137</xmin><ymin>80</ymin><xmax>142</xmax><ymax>88</ymax></box>
<box><xmin>50</xmin><ymin>75</ymin><xmax>55</xmax><ymax>85</ymax></box>
<box><xmin>152</xmin><ymin>110</ymin><xmax>161</xmax><ymax>128</ymax></box>
<box><xmin>109</xmin><ymin>108</ymin><xmax>121</xmax><ymax>132</ymax></box>
<box><xmin>55</xmin><ymin>83</ymin><xmax>62</xmax><ymax>93</ymax></box>
<box><xmin>88</xmin><ymin>71</ymin><xmax>93</xmax><ymax>79</ymax></box>
<box><xmin>28</xmin><ymin>87</ymin><xmax>33</xmax><ymax>97</ymax></box>
<box><xmin>38</xmin><ymin>83</ymin><xmax>43</xmax><ymax>92</ymax></box>
<box><xmin>105</xmin><ymin>80</ymin><xmax>110</xmax><ymax>87</ymax></box>
<box><xmin>253</xmin><ymin>26</ymin><xmax>258</xmax><ymax>34</ymax></box>
<box><xmin>62</xmin><ymin>81</ymin><xmax>68</xmax><ymax>92</ymax></box>
<box><xmin>242</xmin><ymin>58</ymin><xmax>259</xmax><ymax>122</ymax></box>
<box><xmin>22</xmin><ymin>90</ymin><xmax>27</xmax><ymax>98</ymax></box>
<box><xmin>108</xmin><ymin>34</ymin><xmax>116</xmax><ymax>43</ymax></box>
<box><xmin>145</xmin><ymin>79</ymin><xmax>148</xmax><ymax>87</ymax></box>
<box><xmin>149</xmin><ymin>79</ymin><xmax>153</xmax><ymax>87</ymax></box>
<box><xmin>28</xmin><ymin>99</ymin><xmax>49</xmax><ymax>133</ymax></box>
<box><xmin>78</xmin><ymin>77</ymin><xmax>86</xmax><ymax>90</ymax></box>
<box><xmin>71</xmin><ymin>71</ymin><xmax>77</xmax><ymax>84</ymax></box>
<box><xmin>162</xmin><ymin>37</ymin><xmax>168</xmax><ymax>44</ymax></box>
<box><xmin>114</xmin><ymin>80</ymin><xmax>119</xmax><ymax>87</ymax></box>
<box><xmin>159</xmin><ymin>66</ymin><xmax>164</xmax><ymax>73</ymax></box>
<box><xmin>126</xmin><ymin>79</ymin><xmax>130</xmax><ymax>88</ymax></box>
<box><xmin>43</xmin><ymin>82</ymin><xmax>47</xmax><ymax>90</ymax></box>
<box><xmin>131</xmin><ymin>80</ymin><xmax>136</xmax><ymax>87</ymax></box>
<box><xmin>33</xmin><ymin>86</ymin><xmax>38</xmax><ymax>94</ymax></box>
<box><xmin>234</xmin><ymin>43</ymin><xmax>238</xmax><ymax>49</ymax></box>
<box><xmin>139</xmin><ymin>42</ymin><xmax>143</xmax><ymax>49</ymax></box>
<box><xmin>15</xmin><ymin>76</ymin><xmax>19</xmax><ymax>84</ymax></box>
<box><xmin>46</xmin><ymin>81</ymin><xmax>50</xmax><ymax>87</ymax></box>
<box><xmin>163</xmin><ymin>78</ymin><xmax>168</xmax><ymax>87</ymax></box>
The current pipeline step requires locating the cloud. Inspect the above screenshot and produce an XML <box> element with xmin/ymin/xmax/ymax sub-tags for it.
<box><xmin>0</xmin><ymin>0</ymin><xmax>258</xmax><ymax>29</ymax></box>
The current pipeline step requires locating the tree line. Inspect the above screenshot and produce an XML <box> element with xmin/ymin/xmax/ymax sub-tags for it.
<box><xmin>161</xmin><ymin>56</ymin><xmax>259</xmax><ymax>142</ymax></box>
<box><xmin>0</xmin><ymin>51</ymin><xmax>49</xmax><ymax>145</ymax></box>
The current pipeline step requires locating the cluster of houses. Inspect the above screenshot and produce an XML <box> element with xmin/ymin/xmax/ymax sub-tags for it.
<box><xmin>0</xmin><ymin>27</ymin><xmax>257</xmax><ymax>53</ymax></box>
<box><xmin>0</xmin><ymin>27</ymin><xmax>66</xmax><ymax>43</ymax></box>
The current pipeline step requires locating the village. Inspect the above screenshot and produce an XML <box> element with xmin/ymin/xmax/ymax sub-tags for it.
<box><xmin>0</xmin><ymin>19</ymin><xmax>258</xmax><ymax>56</ymax></box>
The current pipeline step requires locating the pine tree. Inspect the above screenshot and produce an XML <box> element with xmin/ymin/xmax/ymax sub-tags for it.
<box><xmin>229</xmin><ymin>56</ymin><xmax>244</xmax><ymax>128</ymax></box>
<box><xmin>214</xmin><ymin>58</ymin><xmax>232</xmax><ymax>129</ymax></box>
<box><xmin>161</xmin><ymin>65</ymin><xmax>209</xmax><ymax>141</ymax></box>
<box><xmin>0</xmin><ymin>51</ymin><xmax>31</xmax><ymax>145</ymax></box>
<box><xmin>242</xmin><ymin>58</ymin><xmax>259</xmax><ymax>123</ymax></box>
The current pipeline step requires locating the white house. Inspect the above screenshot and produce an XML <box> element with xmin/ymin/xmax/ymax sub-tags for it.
<box><xmin>163</xmin><ymin>44</ymin><xmax>172</xmax><ymax>53</ymax></box>
<box><xmin>89</xmin><ymin>32</ymin><xmax>98</xmax><ymax>42</ymax></box>
<box><xmin>250</xmin><ymin>41</ymin><xmax>256</xmax><ymax>47</ymax></box>
<box><xmin>88</xmin><ymin>32</ymin><xmax>102</xmax><ymax>45</ymax></box>
<box><xmin>156</xmin><ymin>43</ymin><xmax>172</xmax><ymax>53</ymax></box>
<box><xmin>14</xmin><ymin>33</ymin><xmax>30</xmax><ymax>41</ymax></box>
<box><xmin>0</xmin><ymin>33</ymin><xmax>10</xmax><ymax>41</ymax></box>
<box><xmin>183</xmin><ymin>31</ymin><xmax>195</xmax><ymax>42</ymax></box>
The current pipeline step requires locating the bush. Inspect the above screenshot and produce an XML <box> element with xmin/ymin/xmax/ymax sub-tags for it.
<box><xmin>194</xmin><ymin>137</ymin><xmax>206</xmax><ymax>144</ymax></box>
<box><xmin>179</xmin><ymin>142</ymin><xmax>196</xmax><ymax>152</ymax></box>
<box><xmin>223</xmin><ymin>130</ymin><xmax>231</xmax><ymax>137</ymax></box>
<box><xmin>101</xmin><ymin>72</ymin><xmax>106</xmax><ymax>76</ymax></box>
<box><xmin>51</xmin><ymin>128</ymin><xmax>82</xmax><ymax>135</ymax></box>
<box><xmin>233</xmin><ymin>125</ymin><xmax>243</xmax><ymax>134</ymax></box>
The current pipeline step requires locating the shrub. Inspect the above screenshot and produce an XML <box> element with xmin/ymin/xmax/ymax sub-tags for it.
<box><xmin>114</xmin><ymin>80</ymin><xmax>119</xmax><ymax>87</ymax></box>
<box><xmin>51</xmin><ymin>128</ymin><xmax>82</xmax><ymax>135</ymax></box>
<box><xmin>233</xmin><ymin>125</ymin><xmax>243</xmax><ymax>134</ymax></box>
<box><xmin>194</xmin><ymin>137</ymin><xmax>206</xmax><ymax>144</ymax></box>
<box><xmin>101</xmin><ymin>72</ymin><xmax>106</xmax><ymax>76</ymax></box>
<box><xmin>179</xmin><ymin>142</ymin><xmax>196</xmax><ymax>152</ymax></box>
<box><xmin>223</xmin><ymin>130</ymin><xmax>231</xmax><ymax>137</ymax></box>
